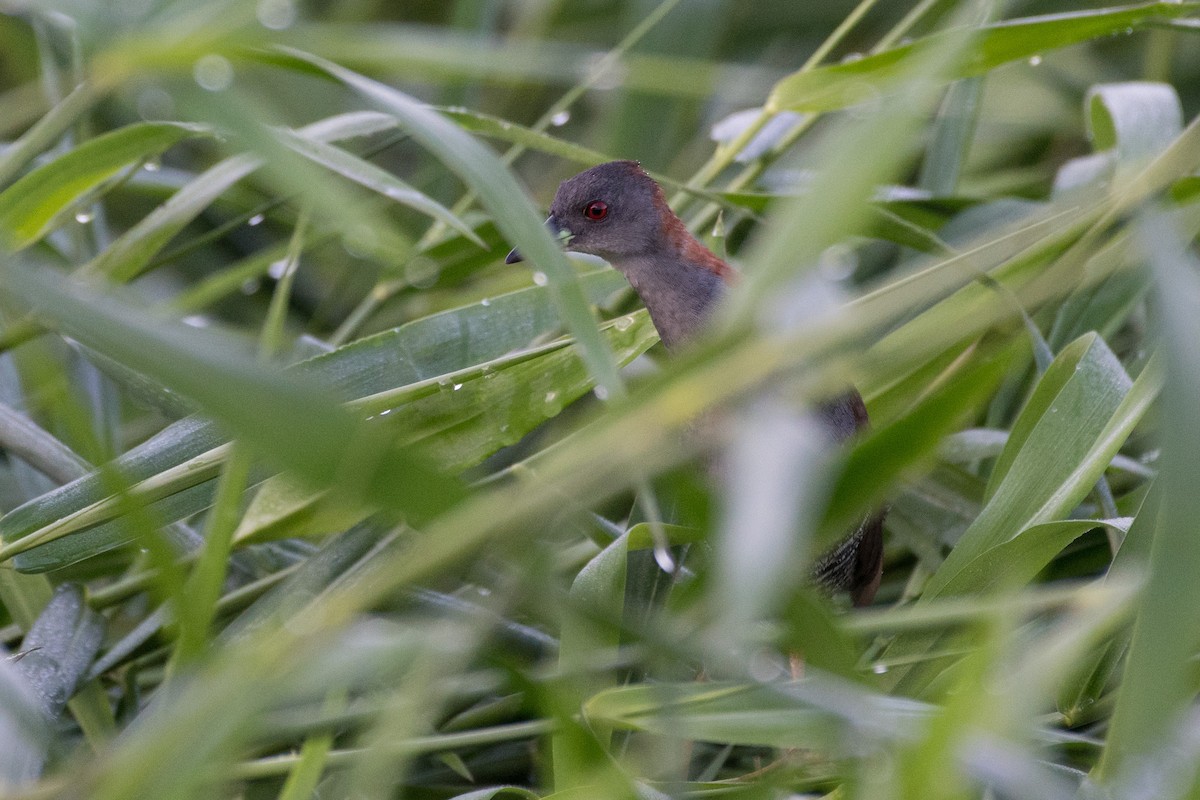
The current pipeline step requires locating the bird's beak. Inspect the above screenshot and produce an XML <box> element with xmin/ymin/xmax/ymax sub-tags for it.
<box><xmin>505</xmin><ymin>215</ymin><xmax>565</xmax><ymax>264</ymax></box>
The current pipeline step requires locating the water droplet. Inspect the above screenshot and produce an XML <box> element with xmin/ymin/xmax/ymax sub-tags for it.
<box><xmin>241</xmin><ymin>278</ymin><xmax>261</xmax><ymax>295</ymax></box>
<box><xmin>256</xmin><ymin>0</ymin><xmax>296</xmax><ymax>29</ymax></box>
<box><xmin>544</xmin><ymin>391</ymin><xmax>558</xmax><ymax>403</ymax></box>
<box><xmin>840</xmin><ymin>52</ymin><xmax>864</xmax><ymax>64</ymax></box>
<box><xmin>872</xmin><ymin>663</ymin><xmax>889</xmax><ymax>674</ymax></box>
<box><xmin>613</xmin><ymin>315</ymin><xmax>634</xmax><ymax>331</ymax></box>
<box><xmin>593</xmin><ymin>385</ymin><xmax>610</xmax><ymax>401</ymax></box>
<box><xmin>183</xmin><ymin>315</ymin><xmax>210</xmax><ymax>328</ymax></box>
<box><xmin>477</xmin><ymin>586</ymin><xmax>492</xmax><ymax>597</ymax></box>
<box><xmin>1028</xmin><ymin>55</ymin><xmax>1042</xmax><ymax>66</ymax></box>
<box><xmin>143</xmin><ymin>159</ymin><xmax>160</xmax><ymax>172</ymax></box>
<box><xmin>532</xmin><ymin>271</ymin><xmax>548</xmax><ymax>286</ymax></box>
<box><xmin>452</xmin><ymin>383</ymin><xmax>463</xmax><ymax>391</ymax></box>
<box><xmin>74</xmin><ymin>210</ymin><xmax>94</xmax><ymax>224</ymax></box>
<box><xmin>379</xmin><ymin>408</ymin><xmax>392</xmax><ymax>416</ymax></box>
<box><xmin>248</xmin><ymin>213</ymin><xmax>265</xmax><ymax>226</ymax></box>
<box><xmin>550</xmin><ymin>110</ymin><xmax>571</xmax><ymax>127</ymax></box>
<box><xmin>480</xmin><ymin>298</ymin><xmax>490</xmax><ymax>307</ymax></box>
<box><xmin>193</xmin><ymin>54</ymin><xmax>234</xmax><ymax>92</ymax></box>
<box><xmin>267</xmin><ymin>259</ymin><xmax>289</xmax><ymax>279</ymax></box>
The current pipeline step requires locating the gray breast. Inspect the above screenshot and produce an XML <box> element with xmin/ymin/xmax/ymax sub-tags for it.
<box><xmin>629</xmin><ymin>259</ymin><xmax>727</xmax><ymax>350</ymax></box>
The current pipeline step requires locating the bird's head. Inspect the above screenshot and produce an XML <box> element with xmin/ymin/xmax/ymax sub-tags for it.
<box><xmin>506</xmin><ymin>161</ymin><xmax>669</xmax><ymax>266</ymax></box>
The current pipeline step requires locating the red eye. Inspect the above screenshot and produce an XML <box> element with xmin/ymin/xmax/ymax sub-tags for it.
<box><xmin>584</xmin><ymin>201</ymin><xmax>608</xmax><ymax>221</ymax></box>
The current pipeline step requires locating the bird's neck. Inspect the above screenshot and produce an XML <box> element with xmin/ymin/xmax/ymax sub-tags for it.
<box><xmin>616</xmin><ymin>245</ymin><xmax>734</xmax><ymax>350</ymax></box>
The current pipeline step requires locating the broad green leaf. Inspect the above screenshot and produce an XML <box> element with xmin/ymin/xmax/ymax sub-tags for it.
<box><xmin>931</xmin><ymin>335</ymin><xmax>1142</xmax><ymax>597</ymax></box>
<box><xmin>767</xmin><ymin>3</ymin><xmax>1200</xmax><ymax>113</ymax></box>
<box><xmin>884</xmin><ymin>342</ymin><xmax>1160</xmax><ymax>695</ymax></box>
<box><xmin>0</xmin><ymin>122</ymin><xmax>207</xmax><ymax>250</ymax></box>
<box><xmin>2</xmin><ymin>270</ymin><xmax>627</xmax><ymax>571</ymax></box>
<box><xmin>935</xmin><ymin>518</ymin><xmax>1131</xmax><ymax>598</ymax></box>
<box><xmin>234</xmin><ymin>309</ymin><xmax>658</xmax><ymax>544</ymax></box>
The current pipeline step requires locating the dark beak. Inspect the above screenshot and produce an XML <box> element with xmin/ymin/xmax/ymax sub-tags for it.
<box><xmin>505</xmin><ymin>215</ymin><xmax>564</xmax><ymax>264</ymax></box>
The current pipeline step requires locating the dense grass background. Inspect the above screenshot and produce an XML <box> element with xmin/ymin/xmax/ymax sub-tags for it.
<box><xmin>1</xmin><ymin>0</ymin><xmax>1199</xmax><ymax>797</ymax></box>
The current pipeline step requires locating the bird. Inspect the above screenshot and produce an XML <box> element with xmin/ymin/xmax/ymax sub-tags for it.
<box><xmin>506</xmin><ymin>160</ymin><xmax>883</xmax><ymax>606</ymax></box>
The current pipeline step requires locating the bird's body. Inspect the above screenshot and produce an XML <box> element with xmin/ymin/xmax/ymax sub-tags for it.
<box><xmin>508</xmin><ymin>160</ymin><xmax>883</xmax><ymax>606</ymax></box>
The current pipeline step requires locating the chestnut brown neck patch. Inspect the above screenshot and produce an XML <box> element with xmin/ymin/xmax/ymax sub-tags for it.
<box><xmin>646</xmin><ymin>179</ymin><xmax>738</xmax><ymax>284</ymax></box>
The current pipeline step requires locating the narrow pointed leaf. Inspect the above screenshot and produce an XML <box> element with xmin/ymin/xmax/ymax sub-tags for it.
<box><xmin>0</xmin><ymin>122</ymin><xmax>208</xmax><ymax>250</ymax></box>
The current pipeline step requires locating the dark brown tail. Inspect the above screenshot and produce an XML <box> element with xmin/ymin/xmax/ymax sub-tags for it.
<box><xmin>812</xmin><ymin>511</ymin><xmax>884</xmax><ymax>606</ymax></box>
<box><xmin>814</xmin><ymin>390</ymin><xmax>885</xmax><ymax>607</ymax></box>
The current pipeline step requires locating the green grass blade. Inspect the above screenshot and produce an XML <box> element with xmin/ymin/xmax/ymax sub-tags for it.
<box><xmin>0</xmin><ymin>122</ymin><xmax>207</xmax><ymax>250</ymax></box>
<box><xmin>82</xmin><ymin>111</ymin><xmax>400</xmax><ymax>283</ymax></box>
<box><xmin>0</xmin><ymin>261</ymin><xmax>464</xmax><ymax>535</ymax></box>
<box><xmin>1095</xmin><ymin>212</ymin><xmax>1200</xmax><ymax>782</ymax></box>
<box><xmin>274</xmin><ymin>128</ymin><xmax>483</xmax><ymax>245</ymax></box>
<box><xmin>768</xmin><ymin>2</ymin><xmax>1200</xmax><ymax>113</ymax></box>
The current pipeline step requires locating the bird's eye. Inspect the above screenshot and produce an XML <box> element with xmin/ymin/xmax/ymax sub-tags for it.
<box><xmin>584</xmin><ymin>201</ymin><xmax>608</xmax><ymax>221</ymax></box>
